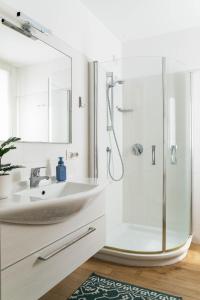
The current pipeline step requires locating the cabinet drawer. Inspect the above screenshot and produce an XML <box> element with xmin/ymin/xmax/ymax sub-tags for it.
<box><xmin>2</xmin><ymin>216</ymin><xmax>105</xmax><ymax>300</ymax></box>
<box><xmin>1</xmin><ymin>190</ymin><xmax>105</xmax><ymax>269</ymax></box>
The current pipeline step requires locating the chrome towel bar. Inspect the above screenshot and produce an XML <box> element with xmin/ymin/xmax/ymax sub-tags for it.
<box><xmin>38</xmin><ymin>227</ymin><xmax>96</xmax><ymax>261</ymax></box>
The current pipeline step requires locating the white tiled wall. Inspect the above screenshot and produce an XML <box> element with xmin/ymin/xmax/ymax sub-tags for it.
<box><xmin>122</xmin><ymin>74</ymin><xmax>163</xmax><ymax>229</ymax></box>
<box><xmin>97</xmin><ymin>61</ymin><xmax>123</xmax><ymax>232</ymax></box>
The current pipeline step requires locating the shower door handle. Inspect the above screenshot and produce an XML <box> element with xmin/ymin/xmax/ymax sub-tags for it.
<box><xmin>152</xmin><ymin>145</ymin><xmax>156</xmax><ymax>165</ymax></box>
<box><xmin>170</xmin><ymin>145</ymin><xmax>178</xmax><ymax>165</ymax></box>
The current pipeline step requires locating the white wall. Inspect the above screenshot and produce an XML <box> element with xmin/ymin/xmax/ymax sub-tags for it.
<box><xmin>123</xmin><ymin>27</ymin><xmax>200</xmax><ymax>70</ymax></box>
<box><xmin>123</xmin><ymin>29</ymin><xmax>199</xmax><ymax>243</ymax></box>
<box><xmin>3</xmin><ymin>0</ymin><xmax>121</xmax><ymax>62</ymax></box>
<box><xmin>0</xmin><ymin>0</ymin><xmax>121</xmax><ymax>186</ymax></box>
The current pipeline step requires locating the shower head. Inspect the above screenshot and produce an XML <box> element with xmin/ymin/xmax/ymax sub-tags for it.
<box><xmin>115</xmin><ymin>80</ymin><xmax>125</xmax><ymax>86</ymax></box>
<box><xmin>108</xmin><ymin>80</ymin><xmax>125</xmax><ymax>88</ymax></box>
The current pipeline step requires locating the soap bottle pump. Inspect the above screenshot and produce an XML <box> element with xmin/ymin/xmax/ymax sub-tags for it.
<box><xmin>56</xmin><ymin>157</ymin><xmax>67</xmax><ymax>182</ymax></box>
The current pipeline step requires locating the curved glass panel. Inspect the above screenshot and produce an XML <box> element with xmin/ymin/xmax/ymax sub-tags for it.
<box><xmin>99</xmin><ymin>57</ymin><xmax>163</xmax><ymax>253</ymax></box>
<box><xmin>96</xmin><ymin>56</ymin><xmax>191</xmax><ymax>254</ymax></box>
<box><xmin>165</xmin><ymin>58</ymin><xmax>191</xmax><ymax>250</ymax></box>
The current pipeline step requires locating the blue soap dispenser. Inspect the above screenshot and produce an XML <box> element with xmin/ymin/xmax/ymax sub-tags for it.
<box><xmin>56</xmin><ymin>157</ymin><xmax>67</xmax><ymax>182</ymax></box>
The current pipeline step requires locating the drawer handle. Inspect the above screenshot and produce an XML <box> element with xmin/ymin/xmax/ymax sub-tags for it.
<box><xmin>38</xmin><ymin>227</ymin><xmax>96</xmax><ymax>261</ymax></box>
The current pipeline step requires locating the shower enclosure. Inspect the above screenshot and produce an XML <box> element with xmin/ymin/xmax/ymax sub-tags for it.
<box><xmin>90</xmin><ymin>56</ymin><xmax>192</xmax><ymax>266</ymax></box>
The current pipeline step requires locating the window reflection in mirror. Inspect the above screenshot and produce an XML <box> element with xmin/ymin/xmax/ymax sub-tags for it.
<box><xmin>0</xmin><ymin>22</ymin><xmax>72</xmax><ymax>143</ymax></box>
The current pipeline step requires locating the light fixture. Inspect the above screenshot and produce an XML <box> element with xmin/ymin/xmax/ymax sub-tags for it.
<box><xmin>1</xmin><ymin>11</ymin><xmax>51</xmax><ymax>40</ymax></box>
<box><xmin>17</xmin><ymin>12</ymin><xmax>51</xmax><ymax>35</ymax></box>
<box><xmin>1</xmin><ymin>18</ymin><xmax>37</xmax><ymax>40</ymax></box>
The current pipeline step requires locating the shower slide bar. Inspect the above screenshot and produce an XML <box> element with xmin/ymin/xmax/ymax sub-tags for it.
<box><xmin>116</xmin><ymin>106</ymin><xmax>134</xmax><ymax>113</ymax></box>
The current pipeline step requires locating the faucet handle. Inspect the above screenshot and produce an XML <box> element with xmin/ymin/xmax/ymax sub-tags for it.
<box><xmin>31</xmin><ymin>167</ymin><xmax>46</xmax><ymax>177</ymax></box>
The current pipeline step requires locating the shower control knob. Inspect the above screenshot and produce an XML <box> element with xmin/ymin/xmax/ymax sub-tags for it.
<box><xmin>132</xmin><ymin>144</ymin><xmax>143</xmax><ymax>156</ymax></box>
<box><xmin>106</xmin><ymin>147</ymin><xmax>111</xmax><ymax>153</ymax></box>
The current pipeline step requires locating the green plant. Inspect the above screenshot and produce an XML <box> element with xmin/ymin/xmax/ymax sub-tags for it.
<box><xmin>0</xmin><ymin>137</ymin><xmax>24</xmax><ymax>176</ymax></box>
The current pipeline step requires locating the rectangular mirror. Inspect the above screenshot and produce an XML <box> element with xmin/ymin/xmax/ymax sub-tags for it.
<box><xmin>0</xmin><ymin>20</ymin><xmax>72</xmax><ymax>143</ymax></box>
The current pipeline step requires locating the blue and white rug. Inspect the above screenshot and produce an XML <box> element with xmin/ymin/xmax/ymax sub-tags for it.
<box><xmin>68</xmin><ymin>273</ymin><xmax>182</xmax><ymax>300</ymax></box>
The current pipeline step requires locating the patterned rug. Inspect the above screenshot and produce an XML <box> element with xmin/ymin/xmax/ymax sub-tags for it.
<box><xmin>68</xmin><ymin>273</ymin><xmax>182</xmax><ymax>300</ymax></box>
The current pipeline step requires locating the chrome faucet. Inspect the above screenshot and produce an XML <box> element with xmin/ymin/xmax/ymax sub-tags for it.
<box><xmin>30</xmin><ymin>167</ymin><xmax>49</xmax><ymax>188</ymax></box>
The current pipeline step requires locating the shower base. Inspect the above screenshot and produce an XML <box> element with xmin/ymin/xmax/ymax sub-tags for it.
<box><xmin>96</xmin><ymin>223</ymin><xmax>192</xmax><ymax>266</ymax></box>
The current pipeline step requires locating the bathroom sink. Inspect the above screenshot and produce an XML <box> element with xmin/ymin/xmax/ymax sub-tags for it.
<box><xmin>0</xmin><ymin>181</ymin><xmax>106</xmax><ymax>225</ymax></box>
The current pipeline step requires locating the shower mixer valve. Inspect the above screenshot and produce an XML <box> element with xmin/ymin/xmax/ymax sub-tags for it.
<box><xmin>132</xmin><ymin>144</ymin><xmax>143</xmax><ymax>156</ymax></box>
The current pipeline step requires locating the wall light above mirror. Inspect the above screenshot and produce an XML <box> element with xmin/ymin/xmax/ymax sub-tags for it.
<box><xmin>0</xmin><ymin>17</ymin><xmax>72</xmax><ymax>144</ymax></box>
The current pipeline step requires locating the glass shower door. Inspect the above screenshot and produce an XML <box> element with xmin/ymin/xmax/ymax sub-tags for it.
<box><xmin>121</xmin><ymin>57</ymin><xmax>164</xmax><ymax>252</ymax></box>
<box><xmin>91</xmin><ymin>56</ymin><xmax>192</xmax><ymax>256</ymax></box>
<box><xmin>165</xmin><ymin>58</ymin><xmax>192</xmax><ymax>250</ymax></box>
<box><xmin>98</xmin><ymin>57</ymin><xmax>165</xmax><ymax>253</ymax></box>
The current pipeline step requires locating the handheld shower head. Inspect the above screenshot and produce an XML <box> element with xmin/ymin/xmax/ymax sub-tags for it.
<box><xmin>108</xmin><ymin>80</ymin><xmax>125</xmax><ymax>88</ymax></box>
<box><xmin>115</xmin><ymin>80</ymin><xmax>125</xmax><ymax>86</ymax></box>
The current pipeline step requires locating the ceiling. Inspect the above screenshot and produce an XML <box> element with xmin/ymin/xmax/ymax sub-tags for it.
<box><xmin>81</xmin><ymin>0</ymin><xmax>200</xmax><ymax>42</ymax></box>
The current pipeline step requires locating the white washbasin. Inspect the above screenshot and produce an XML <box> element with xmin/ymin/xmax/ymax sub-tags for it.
<box><xmin>0</xmin><ymin>180</ymin><xmax>106</xmax><ymax>225</ymax></box>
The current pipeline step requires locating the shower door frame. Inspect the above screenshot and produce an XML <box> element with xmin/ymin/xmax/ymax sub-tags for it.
<box><xmin>162</xmin><ymin>57</ymin><xmax>167</xmax><ymax>252</ymax></box>
<box><xmin>90</xmin><ymin>58</ymin><xmax>192</xmax><ymax>254</ymax></box>
<box><xmin>163</xmin><ymin>57</ymin><xmax>193</xmax><ymax>253</ymax></box>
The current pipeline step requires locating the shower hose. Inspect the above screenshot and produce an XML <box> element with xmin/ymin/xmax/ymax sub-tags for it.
<box><xmin>106</xmin><ymin>87</ymin><xmax>125</xmax><ymax>181</ymax></box>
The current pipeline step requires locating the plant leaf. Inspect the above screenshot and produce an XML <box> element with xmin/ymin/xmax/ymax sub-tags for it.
<box><xmin>1</xmin><ymin>137</ymin><xmax>21</xmax><ymax>149</ymax></box>
<box><xmin>0</xmin><ymin>146</ymin><xmax>16</xmax><ymax>158</ymax></box>
<box><xmin>0</xmin><ymin>165</ymin><xmax>24</xmax><ymax>173</ymax></box>
<box><xmin>0</xmin><ymin>137</ymin><xmax>23</xmax><ymax>174</ymax></box>
<box><xmin>0</xmin><ymin>164</ymin><xmax>11</xmax><ymax>168</ymax></box>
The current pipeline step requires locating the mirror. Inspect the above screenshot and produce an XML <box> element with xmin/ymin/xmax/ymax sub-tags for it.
<box><xmin>0</xmin><ymin>21</ymin><xmax>72</xmax><ymax>143</ymax></box>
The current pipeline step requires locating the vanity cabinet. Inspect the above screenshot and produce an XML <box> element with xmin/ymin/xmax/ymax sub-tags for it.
<box><xmin>0</xmin><ymin>192</ymin><xmax>106</xmax><ymax>300</ymax></box>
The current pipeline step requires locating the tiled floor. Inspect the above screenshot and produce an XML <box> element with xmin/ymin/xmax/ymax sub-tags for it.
<box><xmin>40</xmin><ymin>243</ymin><xmax>200</xmax><ymax>300</ymax></box>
